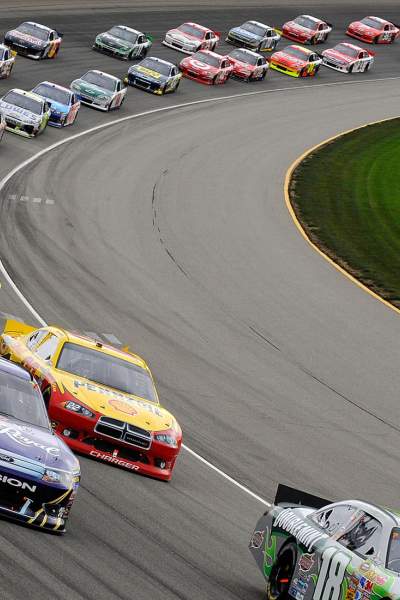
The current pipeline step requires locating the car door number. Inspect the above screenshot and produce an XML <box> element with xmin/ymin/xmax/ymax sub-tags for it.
<box><xmin>313</xmin><ymin>547</ymin><xmax>351</xmax><ymax>600</ymax></box>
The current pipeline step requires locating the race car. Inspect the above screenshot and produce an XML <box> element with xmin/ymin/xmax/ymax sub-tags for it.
<box><xmin>281</xmin><ymin>15</ymin><xmax>332</xmax><ymax>44</ymax></box>
<box><xmin>179</xmin><ymin>49</ymin><xmax>233</xmax><ymax>84</ymax></box>
<box><xmin>0</xmin><ymin>44</ymin><xmax>16</xmax><ymax>79</ymax></box>
<box><xmin>162</xmin><ymin>22</ymin><xmax>219</xmax><ymax>54</ymax></box>
<box><xmin>226</xmin><ymin>20</ymin><xmax>281</xmax><ymax>51</ymax></box>
<box><xmin>227</xmin><ymin>48</ymin><xmax>269</xmax><ymax>81</ymax></box>
<box><xmin>0</xmin><ymin>357</ymin><xmax>80</xmax><ymax>533</ymax></box>
<box><xmin>250</xmin><ymin>484</ymin><xmax>400</xmax><ymax>600</ymax></box>
<box><xmin>93</xmin><ymin>25</ymin><xmax>152</xmax><ymax>60</ymax></box>
<box><xmin>70</xmin><ymin>70</ymin><xmax>126</xmax><ymax>111</ymax></box>
<box><xmin>269</xmin><ymin>45</ymin><xmax>322</xmax><ymax>77</ymax></box>
<box><xmin>0</xmin><ymin>111</ymin><xmax>5</xmax><ymax>143</ymax></box>
<box><xmin>322</xmin><ymin>43</ymin><xmax>374</xmax><ymax>73</ymax></box>
<box><xmin>32</xmin><ymin>82</ymin><xmax>80</xmax><ymax>127</ymax></box>
<box><xmin>4</xmin><ymin>21</ymin><xmax>62</xmax><ymax>59</ymax></box>
<box><xmin>346</xmin><ymin>16</ymin><xmax>399</xmax><ymax>44</ymax></box>
<box><xmin>0</xmin><ymin>320</ymin><xmax>183</xmax><ymax>481</ymax></box>
<box><xmin>124</xmin><ymin>56</ymin><xmax>181</xmax><ymax>94</ymax></box>
<box><xmin>0</xmin><ymin>89</ymin><xmax>50</xmax><ymax>137</ymax></box>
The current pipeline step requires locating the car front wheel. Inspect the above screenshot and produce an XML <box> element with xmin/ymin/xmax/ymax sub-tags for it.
<box><xmin>266</xmin><ymin>542</ymin><xmax>297</xmax><ymax>600</ymax></box>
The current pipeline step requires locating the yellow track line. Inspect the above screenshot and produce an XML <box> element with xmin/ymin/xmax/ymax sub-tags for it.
<box><xmin>284</xmin><ymin>116</ymin><xmax>400</xmax><ymax>317</ymax></box>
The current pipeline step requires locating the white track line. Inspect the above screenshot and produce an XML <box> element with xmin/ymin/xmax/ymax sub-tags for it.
<box><xmin>1</xmin><ymin>74</ymin><xmax>399</xmax><ymax>506</ymax></box>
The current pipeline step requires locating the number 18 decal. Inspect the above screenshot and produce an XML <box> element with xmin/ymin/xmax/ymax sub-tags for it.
<box><xmin>313</xmin><ymin>547</ymin><xmax>351</xmax><ymax>600</ymax></box>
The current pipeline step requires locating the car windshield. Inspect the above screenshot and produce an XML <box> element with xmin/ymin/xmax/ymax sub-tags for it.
<box><xmin>33</xmin><ymin>84</ymin><xmax>70</xmax><ymax>105</ymax></box>
<box><xmin>17</xmin><ymin>22</ymin><xmax>49</xmax><ymax>41</ymax></box>
<box><xmin>229</xmin><ymin>49</ymin><xmax>258</xmax><ymax>65</ymax></box>
<box><xmin>334</xmin><ymin>44</ymin><xmax>359</xmax><ymax>57</ymax></box>
<box><xmin>82</xmin><ymin>71</ymin><xmax>116</xmax><ymax>91</ymax></box>
<box><xmin>285</xmin><ymin>46</ymin><xmax>309</xmax><ymax>59</ymax></box>
<box><xmin>139</xmin><ymin>58</ymin><xmax>170</xmax><ymax>76</ymax></box>
<box><xmin>361</xmin><ymin>17</ymin><xmax>384</xmax><ymax>30</ymax></box>
<box><xmin>57</xmin><ymin>343</ymin><xmax>158</xmax><ymax>402</ymax></box>
<box><xmin>0</xmin><ymin>370</ymin><xmax>49</xmax><ymax>428</ymax></box>
<box><xmin>2</xmin><ymin>91</ymin><xmax>42</xmax><ymax>115</ymax></box>
<box><xmin>387</xmin><ymin>528</ymin><xmax>400</xmax><ymax>573</ymax></box>
<box><xmin>294</xmin><ymin>16</ymin><xmax>318</xmax><ymax>30</ymax></box>
<box><xmin>108</xmin><ymin>26</ymin><xmax>138</xmax><ymax>42</ymax></box>
<box><xmin>193</xmin><ymin>51</ymin><xmax>219</xmax><ymax>67</ymax></box>
<box><xmin>241</xmin><ymin>22</ymin><xmax>266</xmax><ymax>36</ymax></box>
<box><xmin>178</xmin><ymin>24</ymin><xmax>204</xmax><ymax>39</ymax></box>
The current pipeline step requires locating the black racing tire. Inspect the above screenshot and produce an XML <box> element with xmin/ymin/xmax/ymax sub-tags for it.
<box><xmin>300</xmin><ymin>67</ymin><xmax>308</xmax><ymax>77</ymax></box>
<box><xmin>212</xmin><ymin>74</ymin><xmax>218</xmax><ymax>85</ymax></box>
<box><xmin>141</xmin><ymin>46</ymin><xmax>148</xmax><ymax>59</ymax></box>
<box><xmin>174</xmin><ymin>80</ymin><xmax>180</xmax><ymax>92</ymax></box>
<box><xmin>374</xmin><ymin>35</ymin><xmax>380</xmax><ymax>44</ymax></box>
<box><xmin>266</xmin><ymin>542</ymin><xmax>297</xmax><ymax>600</ymax></box>
<box><xmin>348</xmin><ymin>64</ymin><xmax>354</xmax><ymax>73</ymax></box>
<box><xmin>311</xmin><ymin>34</ymin><xmax>319</xmax><ymax>45</ymax></box>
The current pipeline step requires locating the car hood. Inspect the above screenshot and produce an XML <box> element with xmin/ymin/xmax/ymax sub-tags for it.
<box><xmin>58</xmin><ymin>372</ymin><xmax>175</xmax><ymax>432</ymax></box>
<box><xmin>72</xmin><ymin>80</ymin><xmax>113</xmax><ymax>97</ymax></box>
<box><xmin>272</xmin><ymin>51</ymin><xmax>306</xmax><ymax>68</ymax></box>
<box><xmin>0</xmin><ymin>101</ymin><xmax>41</xmax><ymax>123</ymax></box>
<box><xmin>130</xmin><ymin>65</ymin><xmax>166</xmax><ymax>80</ymax></box>
<box><xmin>98</xmin><ymin>32</ymin><xmax>132</xmax><ymax>49</ymax></box>
<box><xmin>0</xmin><ymin>413</ymin><xmax>77</xmax><ymax>471</ymax></box>
<box><xmin>229</xmin><ymin>27</ymin><xmax>261</xmax><ymax>41</ymax></box>
<box><xmin>6</xmin><ymin>30</ymin><xmax>47</xmax><ymax>47</ymax></box>
<box><xmin>322</xmin><ymin>49</ymin><xmax>353</xmax><ymax>63</ymax></box>
<box><xmin>285</xmin><ymin>21</ymin><xmax>312</xmax><ymax>33</ymax></box>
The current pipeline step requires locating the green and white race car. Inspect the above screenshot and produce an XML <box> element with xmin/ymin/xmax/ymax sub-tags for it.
<box><xmin>250</xmin><ymin>485</ymin><xmax>400</xmax><ymax>600</ymax></box>
<box><xmin>70</xmin><ymin>70</ymin><xmax>126</xmax><ymax>111</ymax></box>
<box><xmin>93</xmin><ymin>25</ymin><xmax>152</xmax><ymax>60</ymax></box>
<box><xmin>0</xmin><ymin>88</ymin><xmax>50</xmax><ymax>137</ymax></box>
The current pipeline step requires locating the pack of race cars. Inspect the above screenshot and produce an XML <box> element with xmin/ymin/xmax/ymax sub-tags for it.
<box><xmin>0</xmin><ymin>13</ymin><xmax>398</xmax><ymax>139</ymax></box>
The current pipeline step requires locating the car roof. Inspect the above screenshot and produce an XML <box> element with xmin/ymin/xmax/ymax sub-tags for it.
<box><xmin>20</xmin><ymin>21</ymin><xmax>53</xmax><ymax>33</ymax></box>
<box><xmin>144</xmin><ymin>56</ymin><xmax>175</xmax><ymax>67</ymax></box>
<box><xmin>35</xmin><ymin>81</ymin><xmax>72</xmax><ymax>93</ymax></box>
<box><xmin>285</xmin><ymin>44</ymin><xmax>313</xmax><ymax>55</ymax></box>
<box><xmin>180</xmin><ymin>22</ymin><xmax>210</xmax><ymax>33</ymax></box>
<box><xmin>43</xmin><ymin>325</ymin><xmax>149</xmax><ymax>370</ymax></box>
<box><xmin>230</xmin><ymin>48</ymin><xmax>262</xmax><ymax>59</ymax></box>
<box><xmin>336</xmin><ymin>42</ymin><xmax>364</xmax><ymax>51</ymax></box>
<box><xmin>365</xmin><ymin>16</ymin><xmax>389</xmax><ymax>25</ymax></box>
<box><xmin>316</xmin><ymin>499</ymin><xmax>400</xmax><ymax>526</ymax></box>
<box><xmin>245</xmin><ymin>20</ymin><xmax>269</xmax><ymax>29</ymax></box>
<box><xmin>0</xmin><ymin>357</ymin><xmax>31</xmax><ymax>381</ymax></box>
<box><xmin>111</xmin><ymin>25</ymin><xmax>141</xmax><ymax>35</ymax></box>
<box><xmin>297</xmin><ymin>14</ymin><xmax>322</xmax><ymax>23</ymax></box>
<box><xmin>84</xmin><ymin>69</ymin><xmax>120</xmax><ymax>82</ymax></box>
<box><xmin>4</xmin><ymin>88</ymin><xmax>44</xmax><ymax>102</ymax></box>
<box><xmin>195</xmin><ymin>49</ymin><xmax>224</xmax><ymax>59</ymax></box>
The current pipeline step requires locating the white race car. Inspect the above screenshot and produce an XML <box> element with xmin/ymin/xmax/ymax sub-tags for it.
<box><xmin>0</xmin><ymin>89</ymin><xmax>50</xmax><ymax>137</ymax></box>
<box><xmin>70</xmin><ymin>70</ymin><xmax>127</xmax><ymax>111</ymax></box>
<box><xmin>162</xmin><ymin>22</ymin><xmax>219</xmax><ymax>54</ymax></box>
<box><xmin>322</xmin><ymin>42</ymin><xmax>374</xmax><ymax>73</ymax></box>
<box><xmin>0</xmin><ymin>110</ymin><xmax>6</xmax><ymax>143</ymax></box>
<box><xmin>0</xmin><ymin>44</ymin><xmax>16</xmax><ymax>79</ymax></box>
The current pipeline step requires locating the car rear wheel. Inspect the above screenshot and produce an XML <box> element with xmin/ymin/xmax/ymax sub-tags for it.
<box><xmin>266</xmin><ymin>542</ymin><xmax>297</xmax><ymax>600</ymax></box>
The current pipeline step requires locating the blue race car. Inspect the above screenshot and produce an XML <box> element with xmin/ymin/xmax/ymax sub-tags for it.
<box><xmin>124</xmin><ymin>56</ymin><xmax>181</xmax><ymax>94</ymax></box>
<box><xmin>0</xmin><ymin>357</ymin><xmax>80</xmax><ymax>532</ymax></box>
<box><xmin>32</xmin><ymin>81</ymin><xmax>80</xmax><ymax>127</ymax></box>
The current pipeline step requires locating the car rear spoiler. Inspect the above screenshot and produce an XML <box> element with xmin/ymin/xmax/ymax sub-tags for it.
<box><xmin>275</xmin><ymin>484</ymin><xmax>331</xmax><ymax>509</ymax></box>
<box><xmin>3</xmin><ymin>318</ymin><xmax>36</xmax><ymax>336</ymax></box>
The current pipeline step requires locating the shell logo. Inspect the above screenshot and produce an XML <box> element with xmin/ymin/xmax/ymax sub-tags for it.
<box><xmin>109</xmin><ymin>398</ymin><xmax>138</xmax><ymax>416</ymax></box>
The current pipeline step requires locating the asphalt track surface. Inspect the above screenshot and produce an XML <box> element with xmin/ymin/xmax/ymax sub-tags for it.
<box><xmin>0</xmin><ymin>2</ymin><xmax>400</xmax><ymax>599</ymax></box>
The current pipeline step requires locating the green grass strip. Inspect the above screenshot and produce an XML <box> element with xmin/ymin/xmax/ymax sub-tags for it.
<box><xmin>290</xmin><ymin>117</ymin><xmax>400</xmax><ymax>307</ymax></box>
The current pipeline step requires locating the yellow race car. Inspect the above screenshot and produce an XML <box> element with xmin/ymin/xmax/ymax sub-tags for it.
<box><xmin>0</xmin><ymin>320</ymin><xmax>182</xmax><ymax>481</ymax></box>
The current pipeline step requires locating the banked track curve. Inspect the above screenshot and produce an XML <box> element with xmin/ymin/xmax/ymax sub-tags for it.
<box><xmin>1</xmin><ymin>2</ymin><xmax>400</xmax><ymax>599</ymax></box>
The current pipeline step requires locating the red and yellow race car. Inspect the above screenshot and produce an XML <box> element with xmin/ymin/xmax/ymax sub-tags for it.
<box><xmin>0</xmin><ymin>320</ymin><xmax>182</xmax><ymax>481</ymax></box>
<box><xmin>346</xmin><ymin>16</ymin><xmax>399</xmax><ymax>44</ymax></box>
<box><xmin>179</xmin><ymin>49</ymin><xmax>233</xmax><ymax>84</ymax></box>
<box><xmin>281</xmin><ymin>14</ymin><xmax>332</xmax><ymax>44</ymax></box>
<box><xmin>269</xmin><ymin>44</ymin><xmax>322</xmax><ymax>77</ymax></box>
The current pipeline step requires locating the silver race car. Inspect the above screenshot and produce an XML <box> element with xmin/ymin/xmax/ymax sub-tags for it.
<box><xmin>0</xmin><ymin>89</ymin><xmax>50</xmax><ymax>137</ymax></box>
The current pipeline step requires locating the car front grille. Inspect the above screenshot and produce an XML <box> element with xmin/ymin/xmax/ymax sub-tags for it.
<box><xmin>94</xmin><ymin>416</ymin><xmax>152</xmax><ymax>449</ymax></box>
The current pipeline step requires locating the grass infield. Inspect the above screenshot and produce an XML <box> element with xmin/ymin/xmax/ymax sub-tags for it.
<box><xmin>289</xmin><ymin>117</ymin><xmax>400</xmax><ymax>308</ymax></box>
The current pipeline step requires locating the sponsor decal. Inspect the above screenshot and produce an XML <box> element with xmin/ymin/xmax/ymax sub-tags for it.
<box><xmin>73</xmin><ymin>380</ymin><xmax>164</xmax><ymax>416</ymax></box>
<box><xmin>249</xmin><ymin>530</ymin><xmax>264</xmax><ymax>548</ymax></box>
<box><xmin>0</xmin><ymin>454</ymin><xmax>13</xmax><ymax>463</ymax></box>
<box><xmin>299</xmin><ymin>553</ymin><xmax>315</xmax><ymax>572</ymax></box>
<box><xmin>359</xmin><ymin>563</ymin><xmax>387</xmax><ymax>586</ymax></box>
<box><xmin>290</xmin><ymin>574</ymin><xmax>310</xmax><ymax>600</ymax></box>
<box><xmin>109</xmin><ymin>398</ymin><xmax>138</xmax><ymax>416</ymax></box>
<box><xmin>136</xmin><ymin>66</ymin><xmax>161</xmax><ymax>79</ymax></box>
<box><xmin>0</xmin><ymin>423</ymin><xmax>60</xmax><ymax>456</ymax></box>
<box><xmin>90</xmin><ymin>450</ymin><xmax>140</xmax><ymax>470</ymax></box>
<box><xmin>273</xmin><ymin>509</ymin><xmax>329</xmax><ymax>551</ymax></box>
<box><xmin>0</xmin><ymin>474</ymin><xmax>36</xmax><ymax>492</ymax></box>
